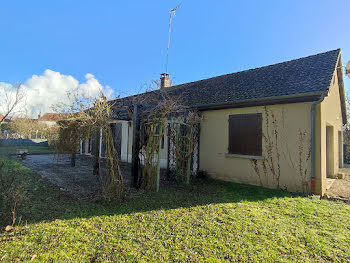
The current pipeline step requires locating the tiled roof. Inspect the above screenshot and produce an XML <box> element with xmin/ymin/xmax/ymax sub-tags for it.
<box><xmin>165</xmin><ymin>49</ymin><xmax>340</xmax><ymax>108</ymax></box>
<box><xmin>112</xmin><ymin>49</ymin><xmax>341</xmax><ymax>119</ymax></box>
<box><xmin>38</xmin><ymin>113</ymin><xmax>62</xmax><ymax>121</ymax></box>
<box><xmin>0</xmin><ymin>114</ymin><xmax>10</xmax><ymax>122</ymax></box>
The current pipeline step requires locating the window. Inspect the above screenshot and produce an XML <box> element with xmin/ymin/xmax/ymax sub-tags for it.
<box><xmin>228</xmin><ymin>113</ymin><xmax>262</xmax><ymax>156</ymax></box>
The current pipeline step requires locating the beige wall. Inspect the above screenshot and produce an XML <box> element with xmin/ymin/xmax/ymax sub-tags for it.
<box><xmin>199</xmin><ymin>102</ymin><xmax>314</xmax><ymax>193</ymax></box>
<box><xmin>198</xmin><ymin>69</ymin><xmax>344</xmax><ymax>195</ymax></box>
<box><xmin>315</xmin><ymin>68</ymin><xmax>344</xmax><ymax>195</ymax></box>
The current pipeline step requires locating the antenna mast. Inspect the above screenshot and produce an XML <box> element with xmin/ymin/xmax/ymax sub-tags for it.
<box><xmin>166</xmin><ymin>5</ymin><xmax>180</xmax><ymax>73</ymax></box>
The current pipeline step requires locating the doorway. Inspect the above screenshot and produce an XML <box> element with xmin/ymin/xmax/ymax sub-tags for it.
<box><xmin>326</xmin><ymin>125</ymin><xmax>334</xmax><ymax>178</ymax></box>
<box><xmin>338</xmin><ymin>131</ymin><xmax>343</xmax><ymax>168</ymax></box>
<box><xmin>110</xmin><ymin>123</ymin><xmax>122</xmax><ymax>159</ymax></box>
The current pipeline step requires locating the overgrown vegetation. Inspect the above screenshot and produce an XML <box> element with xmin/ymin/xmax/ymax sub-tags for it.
<box><xmin>0</xmin><ymin>158</ymin><xmax>28</xmax><ymax>227</ymax></box>
<box><xmin>0</xmin><ymin>156</ymin><xmax>349</xmax><ymax>262</ymax></box>
<box><xmin>125</xmin><ymin>86</ymin><xmax>200</xmax><ymax>191</ymax></box>
<box><xmin>55</xmin><ymin>93</ymin><xmax>124</xmax><ymax>203</ymax></box>
<box><xmin>7</xmin><ymin>118</ymin><xmax>59</xmax><ymax>142</ymax></box>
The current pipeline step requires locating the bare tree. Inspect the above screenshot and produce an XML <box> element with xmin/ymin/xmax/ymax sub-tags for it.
<box><xmin>0</xmin><ymin>83</ymin><xmax>26</xmax><ymax>125</ymax></box>
<box><xmin>343</xmin><ymin>97</ymin><xmax>350</xmax><ymax>144</ymax></box>
<box><xmin>54</xmin><ymin>91</ymin><xmax>124</xmax><ymax>203</ymax></box>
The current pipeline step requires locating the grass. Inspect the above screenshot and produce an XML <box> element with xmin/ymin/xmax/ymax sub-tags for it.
<box><xmin>0</xmin><ymin>145</ymin><xmax>55</xmax><ymax>155</ymax></box>
<box><xmin>0</xmin><ymin>156</ymin><xmax>349</xmax><ymax>262</ymax></box>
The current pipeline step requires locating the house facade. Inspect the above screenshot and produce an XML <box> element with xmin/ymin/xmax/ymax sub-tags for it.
<box><xmin>81</xmin><ymin>49</ymin><xmax>346</xmax><ymax>195</ymax></box>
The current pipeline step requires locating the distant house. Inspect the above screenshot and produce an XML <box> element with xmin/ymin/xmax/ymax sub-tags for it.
<box><xmin>0</xmin><ymin>114</ymin><xmax>11</xmax><ymax>138</ymax></box>
<box><xmin>38</xmin><ymin>113</ymin><xmax>62</xmax><ymax>127</ymax></box>
<box><xmin>0</xmin><ymin>114</ymin><xmax>11</xmax><ymax>123</ymax></box>
<box><xmin>80</xmin><ymin>49</ymin><xmax>346</xmax><ymax>196</ymax></box>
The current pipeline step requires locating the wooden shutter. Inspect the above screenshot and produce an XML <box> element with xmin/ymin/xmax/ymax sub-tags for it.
<box><xmin>228</xmin><ymin>114</ymin><xmax>242</xmax><ymax>154</ymax></box>
<box><xmin>228</xmin><ymin>113</ymin><xmax>262</xmax><ymax>156</ymax></box>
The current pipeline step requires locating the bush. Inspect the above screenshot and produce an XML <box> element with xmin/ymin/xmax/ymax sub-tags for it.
<box><xmin>0</xmin><ymin>161</ymin><xmax>27</xmax><ymax>227</ymax></box>
<box><xmin>196</xmin><ymin>170</ymin><xmax>209</xmax><ymax>179</ymax></box>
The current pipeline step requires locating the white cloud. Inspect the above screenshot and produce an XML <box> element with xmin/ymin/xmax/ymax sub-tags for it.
<box><xmin>79</xmin><ymin>73</ymin><xmax>113</xmax><ymax>99</ymax></box>
<box><xmin>0</xmin><ymin>70</ymin><xmax>114</xmax><ymax>118</ymax></box>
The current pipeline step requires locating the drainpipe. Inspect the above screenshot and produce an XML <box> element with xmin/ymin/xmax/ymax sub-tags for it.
<box><xmin>310</xmin><ymin>93</ymin><xmax>326</xmax><ymax>193</ymax></box>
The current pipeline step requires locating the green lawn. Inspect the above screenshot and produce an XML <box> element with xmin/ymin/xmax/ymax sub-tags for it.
<box><xmin>0</xmin><ymin>145</ymin><xmax>55</xmax><ymax>155</ymax></box>
<box><xmin>0</xmin><ymin>157</ymin><xmax>349</xmax><ymax>262</ymax></box>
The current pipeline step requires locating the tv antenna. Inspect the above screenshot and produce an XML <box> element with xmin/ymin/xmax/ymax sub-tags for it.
<box><xmin>165</xmin><ymin>5</ymin><xmax>180</xmax><ymax>73</ymax></box>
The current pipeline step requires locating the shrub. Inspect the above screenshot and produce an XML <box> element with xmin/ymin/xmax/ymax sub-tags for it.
<box><xmin>0</xmin><ymin>161</ymin><xmax>27</xmax><ymax>227</ymax></box>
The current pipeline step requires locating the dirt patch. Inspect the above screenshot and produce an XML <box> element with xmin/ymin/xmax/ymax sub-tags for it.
<box><xmin>15</xmin><ymin>154</ymin><xmax>132</xmax><ymax>200</ymax></box>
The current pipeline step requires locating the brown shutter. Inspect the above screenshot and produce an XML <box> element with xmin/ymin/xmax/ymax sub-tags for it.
<box><xmin>228</xmin><ymin>114</ymin><xmax>241</xmax><ymax>154</ymax></box>
<box><xmin>228</xmin><ymin>113</ymin><xmax>262</xmax><ymax>156</ymax></box>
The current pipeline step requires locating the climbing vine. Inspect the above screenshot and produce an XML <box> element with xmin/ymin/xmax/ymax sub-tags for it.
<box><xmin>123</xmin><ymin>87</ymin><xmax>200</xmax><ymax>191</ymax></box>
<box><xmin>250</xmin><ymin>106</ymin><xmax>311</xmax><ymax>192</ymax></box>
<box><xmin>55</xmin><ymin>93</ymin><xmax>124</xmax><ymax>203</ymax></box>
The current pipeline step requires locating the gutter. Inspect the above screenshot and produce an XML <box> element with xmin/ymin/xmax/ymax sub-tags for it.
<box><xmin>310</xmin><ymin>93</ymin><xmax>326</xmax><ymax>194</ymax></box>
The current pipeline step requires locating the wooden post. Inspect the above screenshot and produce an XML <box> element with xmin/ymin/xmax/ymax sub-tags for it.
<box><xmin>131</xmin><ymin>103</ymin><xmax>140</xmax><ymax>188</ymax></box>
<box><xmin>155</xmin><ymin>123</ymin><xmax>163</xmax><ymax>192</ymax></box>
<box><xmin>176</xmin><ymin>124</ymin><xmax>181</xmax><ymax>181</ymax></box>
<box><xmin>93</xmin><ymin>130</ymin><xmax>100</xmax><ymax>176</ymax></box>
<box><xmin>185</xmin><ymin>126</ymin><xmax>192</xmax><ymax>184</ymax></box>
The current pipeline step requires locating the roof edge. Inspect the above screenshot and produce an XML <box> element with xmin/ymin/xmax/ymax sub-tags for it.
<box><xmin>196</xmin><ymin>91</ymin><xmax>326</xmax><ymax>111</ymax></box>
<box><xmin>334</xmin><ymin>50</ymin><xmax>347</xmax><ymax>125</ymax></box>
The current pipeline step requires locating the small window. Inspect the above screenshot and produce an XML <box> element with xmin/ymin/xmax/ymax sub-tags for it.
<box><xmin>228</xmin><ymin>113</ymin><xmax>262</xmax><ymax>156</ymax></box>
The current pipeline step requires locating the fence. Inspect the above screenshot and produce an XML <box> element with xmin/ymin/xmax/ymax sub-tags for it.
<box><xmin>0</xmin><ymin>139</ymin><xmax>48</xmax><ymax>146</ymax></box>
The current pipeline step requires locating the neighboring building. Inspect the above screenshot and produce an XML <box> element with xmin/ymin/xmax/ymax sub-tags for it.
<box><xmin>38</xmin><ymin>113</ymin><xmax>62</xmax><ymax>127</ymax></box>
<box><xmin>80</xmin><ymin>49</ymin><xmax>346</xmax><ymax>196</ymax></box>
<box><xmin>0</xmin><ymin>114</ymin><xmax>11</xmax><ymax>123</ymax></box>
<box><xmin>0</xmin><ymin>114</ymin><xmax>11</xmax><ymax>138</ymax></box>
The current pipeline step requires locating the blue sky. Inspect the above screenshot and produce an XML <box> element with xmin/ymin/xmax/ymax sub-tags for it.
<box><xmin>0</xmin><ymin>0</ymin><xmax>349</xmax><ymax>98</ymax></box>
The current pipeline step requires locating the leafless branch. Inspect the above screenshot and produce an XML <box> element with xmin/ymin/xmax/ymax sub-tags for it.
<box><xmin>0</xmin><ymin>83</ymin><xmax>26</xmax><ymax>125</ymax></box>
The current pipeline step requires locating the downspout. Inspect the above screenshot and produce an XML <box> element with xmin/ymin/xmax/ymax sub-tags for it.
<box><xmin>310</xmin><ymin>93</ymin><xmax>326</xmax><ymax>193</ymax></box>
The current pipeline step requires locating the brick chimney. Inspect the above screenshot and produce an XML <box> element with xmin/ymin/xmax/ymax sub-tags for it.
<box><xmin>160</xmin><ymin>73</ymin><xmax>170</xmax><ymax>89</ymax></box>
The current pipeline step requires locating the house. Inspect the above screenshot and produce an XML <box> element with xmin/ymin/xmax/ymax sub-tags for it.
<box><xmin>0</xmin><ymin>114</ymin><xmax>11</xmax><ymax>123</ymax></box>
<box><xmin>0</xmin><ymin>114</ymin><xmax>11</xmax><ymax>138</ymax></box>
<box><xmin>80</xmin><ymin>49</ymin><xmax>346</xmax><ymax>195</ymax></box>
<box><xmin>38</xmin><ymin>113</ymin><xmax>62</xmax><ymax>127</ymax></box>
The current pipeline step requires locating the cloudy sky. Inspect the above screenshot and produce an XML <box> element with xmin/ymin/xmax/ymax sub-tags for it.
<box><xmin>0</xmin><ymin>1</ymin><xmax>349</xmax><ymax>118</ymax></box>
<box><xmin>0</xmin><ymin>70</ymin><xmax>113</xmax><ymax>118</ymax></box>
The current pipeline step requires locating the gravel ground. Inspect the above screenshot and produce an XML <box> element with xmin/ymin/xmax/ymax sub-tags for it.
<box><xmin>326</xmin><ymin>166</ymin><xmax>350</xmax><ymax>199</ymax></box>
<box><xmin>15</xmin><ymin>154</ymin><xmax>132</xmax><ymax>200</ymax></box>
